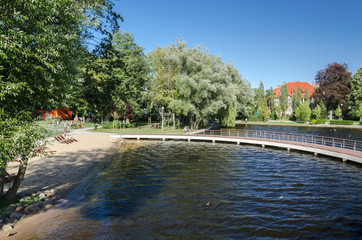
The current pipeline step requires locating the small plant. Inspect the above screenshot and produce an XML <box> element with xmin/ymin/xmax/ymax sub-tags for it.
<box><xmin>94</xmin><ymin>123</ymin><xmax>98</xmax><ymax>130</ymax></box>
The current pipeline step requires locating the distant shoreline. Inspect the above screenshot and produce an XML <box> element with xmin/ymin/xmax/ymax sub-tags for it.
<box><xmin>235</xmin><ymin>121</ymin><xmax>362</xmax><ymax>129</ymax></box>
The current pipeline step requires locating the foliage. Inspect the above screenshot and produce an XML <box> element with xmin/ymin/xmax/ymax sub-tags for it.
<box><xmin>330</xmin><ymin>120</ymin><xmax>354</xmax><ymax>125</ymax></box>
<box><xmin>148</xmin><ymin>40</ymin><xmax>253</xmax><ymax>129</ymax></box>
<box><xmin>294</xmin><ymin>101</ymin><xmax>311</xmax><ymax>123</ymax></box>
<box><xmin>355</xmin><ymin>103</ymin><xmax>362</xmax><ymax>121</ymax></box>
<box><xmin>0</xmin><ymin>0</ymin><xmax>121</xmax><ymax>115</ymax></box>
<box><xmin>303</xmin><ymin>88</ymin><xmax>310</xmax><ymax>103</ymax></box>
<box><xmin>292</xmin><ymin>86</ymin><xmax>302</xmax><ymax>109</ymax></box>
<box><xmin>312</xmin><ymin>62</ymin><xmax>351</xmax><ymax>113</ymax></box>
<box><xmin>254</xmin><ymin>81</ymin><xmax>265</xmax><ymax>111</ymax></box>
<box><xmin>276</xmin><ymin>105</ymin><xmax>283</xmax><ymax>120</ymax></box>
<box><xmin>257</xmin><ymin>101</ymin><xmax>270</xmax><ymax>122</ymax></box>
<box><xmin>147</xmin><ymin>47</ymin><xmax>180</xmax><ymax>109</ymax></box>
<box><xmin>102</xmin><ymin>122</ymin><xmax>135</xmax><ymax>129</ymax></box>
<box><xmin>0</xmin><ymin>113</ymin><xmax>48</xmax><ymax>200</ymax></box>
<box><xmin>83</xmin><ymin>31</ymin><xmax>149</xmax><ymax>119</ymax></box>
<box><xmin>0</xmin><ymin>0</ymin><xmax>121</xmax><ymax>201</ymax></box>
<box><xmin>266</xmin><ymin>87</ymin><xmax>275</xmax><ymax>114</ymax></box>
<box><xmin>311</xmin><ymin>104</ymin><xmax>321</xmax><ymax>120</ymax></box>
<box><xmin>310</xmin><ymin>119</ymin><xmax>327</xmax><ymax>125</ymax></box>
<box><xmin>347</xmin><ymin>67</ymin><xmax>362</xmax><ymax>119</ymax></box>
<box><xmin>335</xmin><ymin>105</ymin><xmax>342</xmax><ymax>119</ymax></box>
<box><xmin>279</xmin><ymin>83</ymin><xmax>289</xmax><ymax>117</ymax></box>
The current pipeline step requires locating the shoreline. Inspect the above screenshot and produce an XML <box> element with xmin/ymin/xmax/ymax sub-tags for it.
<box><xmin>1</xmin><ymin>132</ymin><xmax>117</xmax><ymax>239</ymax></box>
<box><xmin>235</xmin><ymin>121</ymin><xmax>362</xmax><ymax>129</ymax></box>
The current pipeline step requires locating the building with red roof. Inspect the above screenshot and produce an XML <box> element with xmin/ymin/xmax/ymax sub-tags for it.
<box><xmin>273</xmin><ymin>81</ymin><xmax>317</xmax><ymax>98</ymax></box>
<box><xmin>273</xmin><ymin>81</ymin><xmax>318</xmax><ymax>115</ymax></box>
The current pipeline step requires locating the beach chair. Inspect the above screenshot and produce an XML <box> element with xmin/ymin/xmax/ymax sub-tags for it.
<box><xmin>60</xmin><ymin>134</ymin><xmax>78</xmax><ymax>143</ymax></box>
<box><xmin>54</xmin><ymin>135</ymin><xmax>70</xmax><ymax>144</ymax></box>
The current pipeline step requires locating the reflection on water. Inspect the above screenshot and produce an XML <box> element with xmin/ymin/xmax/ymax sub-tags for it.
<box><xmin>233</xmin><ymin>124</ymin><xmax>362</xmax><ymax>141</ymax></box>
<box><xmin>49</xmin><ymin>141</ymin><xmax>361</xmax><ymax>239</ymax></box>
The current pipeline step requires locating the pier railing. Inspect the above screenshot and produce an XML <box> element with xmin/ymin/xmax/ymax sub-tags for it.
<box><xmin>195</xmin><ymin>129</ymin><xmax>362</xmax><ymax>153</ymax></box>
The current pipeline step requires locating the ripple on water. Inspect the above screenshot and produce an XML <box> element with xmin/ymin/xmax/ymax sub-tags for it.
<box><xmin>49</xmin><ymin>141</ymin><xmax>362</xmax><ymax>239</ymax></box>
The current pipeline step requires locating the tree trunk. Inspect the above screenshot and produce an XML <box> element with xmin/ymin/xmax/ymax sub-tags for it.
<box><xmin>4</xmin><ymin>162</ymin><xmax>27</xmax><ymax>201</ymax></box>
<box><xmin>172</xmin><ymin>112</ymin><xmax>175</xmax><ymax>130</ymax></box>
<box><xmin>0</xmin><ymin>177</ymin><xmax>4</xmax><ymax>198</ymax></box>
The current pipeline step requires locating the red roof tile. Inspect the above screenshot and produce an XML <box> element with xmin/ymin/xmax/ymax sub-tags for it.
<box><xmin>273</xmin><ymin>81</ymin><xmax>317</xmax><ymax>98</ymax></box>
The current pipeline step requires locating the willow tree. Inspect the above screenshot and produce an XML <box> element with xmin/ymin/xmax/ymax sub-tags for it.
<box><xmin>150</xmin><ymin>40</ymin><xmax>252</xmax><ymax>129</ymax></box>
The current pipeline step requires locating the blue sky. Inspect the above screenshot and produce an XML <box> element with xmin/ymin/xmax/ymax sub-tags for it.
<box><xmin>114</xmin><ymin>0</ymin><xmax>362</xmax><ymax>90</ymax></box>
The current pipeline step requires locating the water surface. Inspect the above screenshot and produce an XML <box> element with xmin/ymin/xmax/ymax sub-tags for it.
<box><xmin>234</xmin><ymin>123</ymin><xmax>362</xmax><ymax>141</ymax></box>
<box><xmin>47</xmin><ymin>141</ymin><xmax>362</xmax><ymax>239</ymax></box>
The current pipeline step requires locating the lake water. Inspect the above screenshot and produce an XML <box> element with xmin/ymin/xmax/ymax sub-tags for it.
<box><xmin>233</xmin><ymin>123</ymin><xmax>362</xmax><ymax>141</ymax></box>
<box><xmin>46</xmin><ymin>141</ymin><xmax>361</xmax><ymax>239</ymax></box>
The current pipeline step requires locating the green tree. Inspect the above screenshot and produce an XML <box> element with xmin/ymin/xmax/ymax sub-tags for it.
<box><xmin>311</xmin><ymin>104</ymin><xmax>321</xmax><ymax>120</ymax></box>
<box><xmin>279</xmin><ymin>83</ymin><xmax>289</xmax><ymax>118</ymax></box>
<box><xmin>266</xmin><ymin>87</ymin><xmax>275</xmax><ymax>116</ymax></box>
<box><xmin>347</xmin><ymin>67</ymin><xmax>362</xmax><ymax>119</ymax></box>
<box><xmin>304</xmin><ymin>88</ymin><xmax>310</xmax><ymax>103</ymax></box>
<box><xmin>335</xmin><ymin>105</ymin><xmax>342</xmax><ymax>119</ymax></box>
<box><xmin>258</xmin><ymin>101</ymin><xmax>270</xmax><ymax>122</ymax></box>
<box><xmin>355</xmin><ymin>103</ymin><xmax>362</xmax><ymax>121</ymax></box>
<box><xmin>153</xmin><ymin>40</ymin><xmax>252</xmax><ymax>129</ymax></box>
<box><xmin>0</xmin><ymin>0</ymin><xmax>121</xmax><ymax>200</ymax></box>
<box><xmin>147</xmin><ymin>46</ymin><xmax>181</xmax><ymax>129</ymax></box>
<box><xmin>83</xmin><ymin>31</ymin><xmax>149</xmax><ymax>119</ymax></box>
<box><xmin>294</xmin><ymin>102</ymin><xmax>311</xmax><ymax>123</ymax></box>
<box><xmin>254</xmin><ymin>81</ymin><xmax>265</xmax><ymax>111</ymax></box>
<box><xmin>276</xmin><ymin>105</ymin><xmax>283</xmax><ymax>120</ymax></box>
<box><xmin>0</xmin><ymin>0</ymin><xmax>121</xmax><ymax>114</ymax></box>
<box><xmin>0</xmin><ymin>113</ymin><xmax>48</xmax><ymax>200</ymax></box>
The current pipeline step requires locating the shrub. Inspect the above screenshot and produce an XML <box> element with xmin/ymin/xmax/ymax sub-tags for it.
<box><xmin>316</xmin><ymin>119</ymin><xmax>326</xmax><ymax>124</ymax></box>
<box><xmin>330</xmin><ymin>120</ymin><xmax>354</xmax><ymax>125</ymax></box>
<box><xmin>360</xmin><ymin>121</ymin><xmax>362</xmax><ymax>125</ymax></box>
<box><xmin>102</xmin><ymin>122</ymin><xmax>113</xmax><ymax>129</ymax></box>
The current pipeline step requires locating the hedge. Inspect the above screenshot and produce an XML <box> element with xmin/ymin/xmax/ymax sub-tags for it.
<box><xmin>330</xmin><ymin>120</ymin><xmax>354</xmax><ymax>125</ymax></box>
<box><xmin>311</xmin><ymin>119</ymin><xmax>327</xmax><ymax>125</ymax></box>
<box><xmin>103</xmin><ymin>122</ymin><xmax>136</xmax><ymax>129</ymax></box>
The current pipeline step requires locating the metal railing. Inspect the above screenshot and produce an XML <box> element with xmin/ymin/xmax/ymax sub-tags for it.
<box><xmin>194</xmin><ymin>129</ymin><xmax>362</xmax><ymax>153</ymax></box>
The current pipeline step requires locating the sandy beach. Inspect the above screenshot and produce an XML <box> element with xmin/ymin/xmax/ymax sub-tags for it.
<box><xmin>1</xmin><ymin>132</ymin><xmax>118</xmax><ymax>239</ymax></box>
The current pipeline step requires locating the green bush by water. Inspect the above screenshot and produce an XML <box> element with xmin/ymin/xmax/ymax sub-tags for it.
<box><xmin>102</xmin><ymin>122</ymin><xmax>136</xmax><ymax>129</ymax></box>
<box><xmin>310</xmin><ymin>119</ymin><xmax>327</xmax><ymax>125</ymax></box>
<box><xmin>330</xmin><ymin>120</ymin><xmax>354</xmax><ymax>125</ymax></box>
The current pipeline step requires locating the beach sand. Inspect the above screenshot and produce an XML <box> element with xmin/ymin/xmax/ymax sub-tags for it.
<box><xmin>1</xmin><ymin>132</ymin><xmax>118</xmax><ymax>239</ymax></box>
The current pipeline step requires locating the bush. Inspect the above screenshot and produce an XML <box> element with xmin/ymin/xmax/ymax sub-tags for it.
<box><xmin>122</xmin><ymin>123</ymin><xmax>135</xmax><ymax>128</ymax></box>
<box><xmin>330</xmin><ymin>120</ymin><xmax>354</xmax><ymax>125</ymax></box>
<box><xmin>103</xmin><ymin>122</ymin><xmax>136</xmax><ymax>129</ymax></box>
<box><xmin>317</xmin><ymin>119</ymin><xmax>327</xmax><ymax>124</ymax></box>
<box><xmin>102</xmin><ymin>122</ymin><xmax>114</xmax><ymax>129</ymax></box>
<box><xmin>248</xmin><ymin>115</ymin><xmax>262</xmax><ymax>121</ymax></box>
<box><xmin>360</xmin><ymin>121</ymin><xmax>362</xmax><ymax>125</ymax></box>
